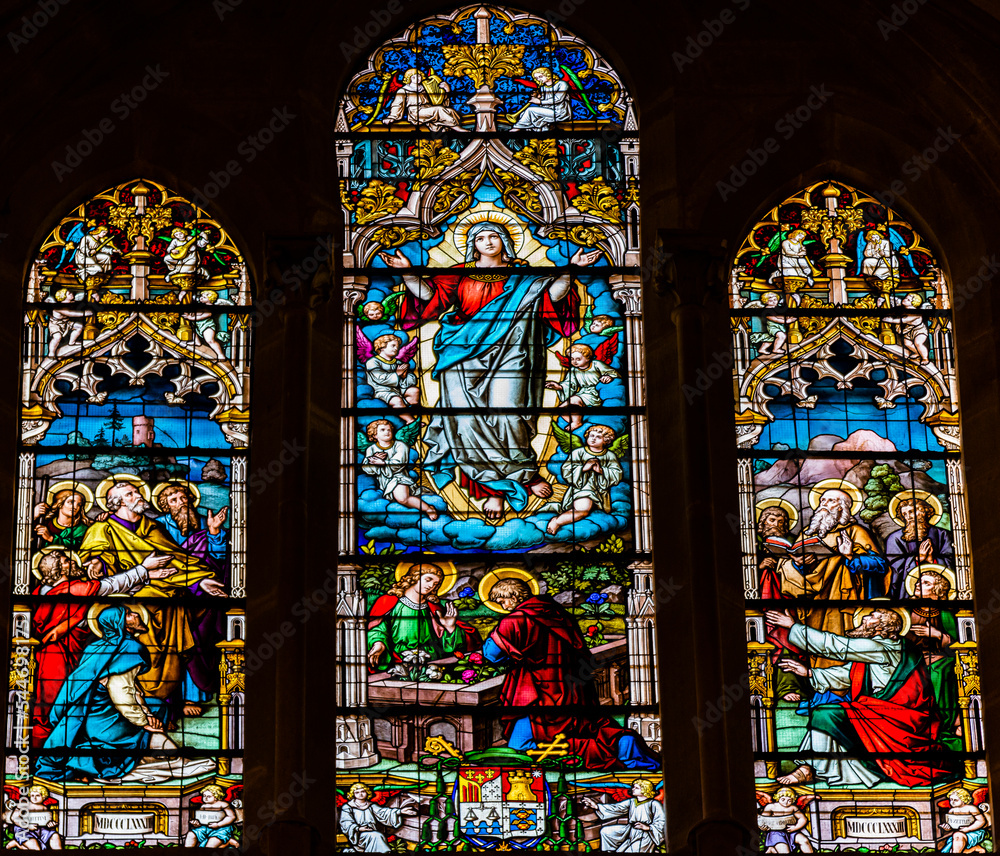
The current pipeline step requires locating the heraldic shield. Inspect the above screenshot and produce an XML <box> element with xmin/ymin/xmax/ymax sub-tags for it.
<box><xmin>455</xmin><ymin>766</ymin><xmax>549</xmax><ymax>847</ymax></box>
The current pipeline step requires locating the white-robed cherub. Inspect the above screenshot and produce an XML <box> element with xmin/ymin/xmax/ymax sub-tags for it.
<box><xmin>546</xmin><ymin>337</ymin><xmax>619</xmax><ymax>430</ymax></box>
<box><xmin>357</xmin><ymin>329</ymin><xmax>421</xmax><ymax>423</ymax></box>
<box><xmin>547</xmin><ymin>423</ymin><xmax>627</xmax><ymax>535</ymax></box>
<box><xmin>359</xmin><ymin>419</ymin><xmax>438</xmax><ymax>521</ymax></box>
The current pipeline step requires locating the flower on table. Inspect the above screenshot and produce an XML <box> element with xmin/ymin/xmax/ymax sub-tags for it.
<box><xmin>461</xmin><ymin>669</ymin><xmax>477</xmax><ymax>683</ymax></box>
<box><xmin>467</xmin><ymin>651</ymin><xmax>483</xmax><ymax>664</ymax></box>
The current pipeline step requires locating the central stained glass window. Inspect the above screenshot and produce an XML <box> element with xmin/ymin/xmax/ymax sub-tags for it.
<box><xmin>333</xmin><ymin>4</ymin><xmax>664</xmax><ymax>851</ymax></box>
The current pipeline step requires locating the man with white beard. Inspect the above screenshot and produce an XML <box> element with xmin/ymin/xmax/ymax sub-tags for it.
<box><xmin>774</xmin><ymin>489</ymin><xmax>888</xmax><ymax>654</ymax></box>
<box><xmin>79</xmin><ymin>480</ymin><xmax>225</xmax><ymax>721</ymax></box>
<box><xmin>766</xmin><ymin>607</ymin><xmax>955</xmax><ymax>789</ymax></box>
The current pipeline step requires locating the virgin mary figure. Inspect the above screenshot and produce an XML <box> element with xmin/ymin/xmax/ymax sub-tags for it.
<box><xmin>380</xmin><ymin>217</ymin><xmax>601</xmax><ymax>520</ymax></box>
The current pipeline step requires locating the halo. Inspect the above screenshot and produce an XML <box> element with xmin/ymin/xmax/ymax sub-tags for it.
<box><xmin>86</xmin><ymin>602</ymin><xmax>151</xmax><ymax>638</ymax></box>
<box><xmin>453</xmin><ymin>210</ymin><xmax>525</xmax><ymax>257</ymax></box>
<box><xmin>478</xmin><ymin>568</ymin><xmax>540</xmax><ymax>614</ymax></box>
<box><xmin>808</xmin><ymin>479</ymin><xmax>864</xmax><ymax>516</ymax></box>
<box><xmin>31</xmin><ymin>546</ymin><xmax>83</xmax><ymax>579</ymax></box>
<box><xmin>755</xmin><ymin>498</ymin><xmax>799</xmax><ymax>532</ymax></box>
<box><xmin>45</xmin><ymin>481</ymin><xmax>95</xmax><ymax>512</ymax></box>
<box><xmin>95</xmin><ymin>474</ymin><xmax>151</xmax><ymax>511</ymax></box>
<box><xmin>394</xmin><ymin>560</ymin><xmax>458</xmax><ymax>597</ymax></box>
<box><xmin>151</xmin><ymin>479</ymin><xmax>202</xmax><ymax>512</ymax></box>
<box><xmin>888</xmin><ymin>490</ymin><xmax>943</xmax><ymax>527</ymax></box>
<box><xmin>904</xmin><ymin>563</ymin><xmax>958</xmax><ymax>599</ymax></box>
<box><xmin>852</xmin><ymin>602</ymin><xmax>911</xmax><ymax>638</ymax></box>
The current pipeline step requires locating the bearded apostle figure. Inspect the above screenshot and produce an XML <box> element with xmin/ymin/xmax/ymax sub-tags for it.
<box><xmin>766</xmin><ymin>607</ymin><xmax>957</xmax><ymax>789</ymax></box>
<box><xmin>481</xmin><ymin>577</ymin><xmax>659</xmax><ymax>771</ymax></box>
<box><xmin>773</xmin><ymin>486</ymin><xmax>888</xmax><ymax>663</ymax></box>
<box><xmin>885</xmin><ymin>492</ymin><xmax>953</xmax><ymax>598</ymax></box>
<box><xmin>78</xmin><ymin>478</ymin><xmax>225</xmax><ymax>718</ymax></box>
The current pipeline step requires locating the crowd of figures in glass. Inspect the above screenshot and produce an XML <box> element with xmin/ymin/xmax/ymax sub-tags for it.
<box><xmin>4</xmin><ymin>179</ymin><xmax>248</xmax><ymax>848</ymax></box>
<box><xmin>731</xmin><ymin>181</ymin><xmax>991</xmax><ymax>852</ymax></box>
<box><xmin>334</xmin><ymin>5</ymin><xmax>664</xmax><ymax>851</ymax></box>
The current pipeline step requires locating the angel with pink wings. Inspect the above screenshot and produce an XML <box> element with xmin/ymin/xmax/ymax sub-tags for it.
<box><xmin>545</xmin><ymin>336</ymin><xmax>619</xmax><ymax>430</ymax></box>
<box><xmin>358</xmin><ymin>329</ymin><xmax>421</xmax><ymax>423</ymax></box>
<box><xmin>756</xmin><ymin>789</ymin><xmax>816</xmax><ymax>853</ymax></box>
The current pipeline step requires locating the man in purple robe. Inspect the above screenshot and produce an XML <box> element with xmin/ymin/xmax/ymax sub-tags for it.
<box><xmin>886</xmin><ymin>496</ymin><xmax>953</xmax><ymax>598</ymax></box>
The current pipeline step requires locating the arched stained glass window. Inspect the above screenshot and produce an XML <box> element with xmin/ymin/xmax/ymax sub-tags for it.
<box><xmin>334</xmin><ymin>5</ymin><xmax>663</xmax><ymax>849</ymax></box>
<box><xmin>731</xmin><ymin>181</ymin><xmax>990</xmax><ymax>851</ymax></box>
<box><xmin>5</xmin><ymin>179</ymin><xmax>250</xmax><ymax>847</ymax></box>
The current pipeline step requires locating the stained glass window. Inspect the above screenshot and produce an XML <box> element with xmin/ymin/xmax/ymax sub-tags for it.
<box><xmin>4</xmin><ymin>179</ymin><xmax>249</xmax><ymax>847</ymax></box>
<box><xmin>731</xmin><ymin>181</ymin><xmax>991</xmax><ymax>851</ymax></box>
<box><xmin>334</xmin><ymin>5</ymin><xmax>664</xmax><ymax>850</ymax></box>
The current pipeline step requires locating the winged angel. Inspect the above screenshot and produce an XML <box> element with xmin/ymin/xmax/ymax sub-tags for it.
<box><xmin>546</xmin><ymin>335</ymin><xmax>619</xmax><ymax>430</ymax></box>
<box><xmin>357</xmin><ymin>328</ymin><xmax>421</xmax><ymax>423</ymax></box>
<box><xmin>756</xmin><ymin>789</ymin><xmax>817</xmax><ymax>853</ymax></box>
<box><xmin>358</xmin><ymin>419</ymin><xmax>437</xmax><ymax>520</ymax></box>
<box><xmin>547</xmin><ymin>423</ymin><xmax>628</xmax><ymax>535</ymax></box>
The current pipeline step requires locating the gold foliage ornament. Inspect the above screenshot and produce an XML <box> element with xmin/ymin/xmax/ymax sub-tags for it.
<box><xmin>513</xmin><ymin>139</ymin><xmax>560</xmax><ymax>182</ymax></box>
<box><xmin>432</xmin><ymin>171</ymin><xmax>477</xmax><ymax>216</ymax></box>
<box><xmin>412</xmin><ymin>140</ymin><xmax>460</xmax><ymax>188</ymax></box>
<box><xmin>494</xmin><ymin>169</ymin><xmax>542</xmax><ymax>216</ymax></box>
<box><xmin>372</xmin><ymin>225</ymin><xmax>427</xmax><ymax>250</ymax></box>
<box><xmin>571</xmin><ymin>177</ymin><xmax>622</xmax><ymax>223</ymax></box>
<box><xmin>441</xmin><ymin>43</ymin><xmax>525</xmax><ymax>90</ymax></box>
<box><xmin>546</xmin><ymin>224</ymin><xmax>606</xmax><ymax>249</ymax></box>
<box><xmin>108</xmin><ymin>202</ymin><xmax>172</xmax><ymax>244</ymax></box>
<box><xmin>351</xmin><ymin>180</ymin><xmax>405</xmax><ymax>225</ymax></box>
<box><xmin>799</xmin><ymin>205</ymin><xmax>865</xmax><ymax>245</ymax></box>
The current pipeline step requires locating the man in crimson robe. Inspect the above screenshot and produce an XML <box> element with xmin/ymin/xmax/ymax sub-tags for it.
<box><xmin>31</xmin><ymin>548</ymin><xmax>173</xmax><ymax>746</ymax></box>
<box><xmin>382</xmin><ymin>223</ymin><xmax>598</xmax><ymax>520</ymax></box>
<box><xmin>481</xmin><ymin>578</ymin><xmax>659</xmax><ymax>771</ymax></box>
<box><xmin>765</xmin><ymin>607</ymin><xmax>957</xmax><ymax>788</ymax></box>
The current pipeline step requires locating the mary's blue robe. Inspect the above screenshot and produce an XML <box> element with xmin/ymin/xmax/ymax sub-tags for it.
<box><xmin>35</xmin><ymin>606</ymin><xmax>154</xmax><ymax>781</ymax></box>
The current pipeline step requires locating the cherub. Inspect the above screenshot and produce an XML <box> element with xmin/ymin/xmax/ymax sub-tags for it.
<box><xmin>182</xmin><ymin>290</ymin><xmax>232</xmax><ymax>361</ymax></box>
<box><xmin>884</xmin><ymin>292</ymin><xmax>931</xmax><ymax>365</ymax></box>
<box><xmin>359</xmin><ymin>419</ymin><xmax>438</xmax><ymax>520</ymax></box>
<box><xmin>357</xmin><ymin>329</ymin><xmax>420</xmax><ymax>423</ymax></box>
<box><xmin>584</xmin><ymin>306</ymin><xmax>624</xmax><ymax>338</ymax></box>
<box><xmin>756</xmin><ymin>788</ymin><xmax>815</xmax><ymax>853</ymax></box>
<box><xmin>938</xmin><ymin>787</ymin><xmax>990</xmax><ymax>853</ymax></box>
<box><xmin>546</xmin><ymin>338</ymin><xmax>619</xmax><ymax>430</ymax></box>
<box><xmin>547</xmin><ymin>423</ymin><xmax>627</xmax><ymax>535</ymax></box>
<box><xmin>4</xmin><ymin>785</ymin><xmax>62</xmax><ymax>849</ymax></box>
<box><xmin>359</xmin><ymin>290</ymin><xmax>407</xmax><ymax>323</ymax></box>
<box><xmin>44</xmin><ymin>288</ymin><xmax>91</xmax><ymax>358</ymax></box>
<box><xmin>745</xmin><ymin>292</ymin><xmax>795</xmax><ymax>357</ymax></box>
<box><xmin>185</xmin><ymin>785</ymin><xmax>239</xmax><ymax>848</ymax></box>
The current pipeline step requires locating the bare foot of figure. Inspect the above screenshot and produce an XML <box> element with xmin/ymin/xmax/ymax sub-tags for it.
<box><xmin>183</xmin><ymin>704</ymin><xmax>204</xmax><ymax>717</ymax></box>
<box><xmin>776</xmin><ymin>764</ymin><xmax>814</xmax><ymax>785</ymax></box>
<box><xmin>529</xmin><ymin>480</ymin><xmax>553</xmax><ymax>499</ymax></box>
<box><xmin>483</xmin><ymin>496</ymin><xmax>505</xmax><ymax>520</ymax></box>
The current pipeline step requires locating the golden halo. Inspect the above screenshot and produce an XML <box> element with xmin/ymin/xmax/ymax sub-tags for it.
<box><xmin>31</xmin><ymin>546</ymin><xmax>83</xmax><ymax>580</ymax></box>
<box><xmin>808</xmin><ymin>479</ymin><xmax>864</xmax><ymax>517</ymax></box>
<box><xmin>453</xmin><ymin>210</ymin><xmax>525</xmax><ymax>257</ymax></box>
<box><xmin>86</xmin><ymin>602</ymin><xmax>151</xmax><ymax>638</ymax></box>
<box><xmin>394</xmin><ymin>560</ymin><xmax>458</xmax><ymax>597</ymax></box>
<box><xmin>95</xmin><ymin>474</ymin><xmax>151</xmax><ymax>511</ymax></box>
<box><xmin>151</xmin><ymin>478</ymin><xmax>201</xmax><ymax>512</ymax></box>
<box><xmin>852</xmin><ymin>602</ymin><xmax>911</xmax><ymax>638</ymax></box>
<box><xmin>45</xmin><ymin>481</ymin><xmax>95</xmax><ymax>512</ymax></box>
<box><xmin>755</xmin><ymin>498</ymin><xmax>799</xmax><ymax>532</ymax></box>
<box><xmin>478</xmin><ymin>568</ymin><xmax>540</xmax><ymax>614</ymax></box>
<box><xmin>888</xmin><ymin>490</ymin><xmax>943</xmax><ymax>527</ymax></box>
<box><xmin>904</xmin><ymin>563</ymin><xmax>958</xmax><ymax>599</ymax></box>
